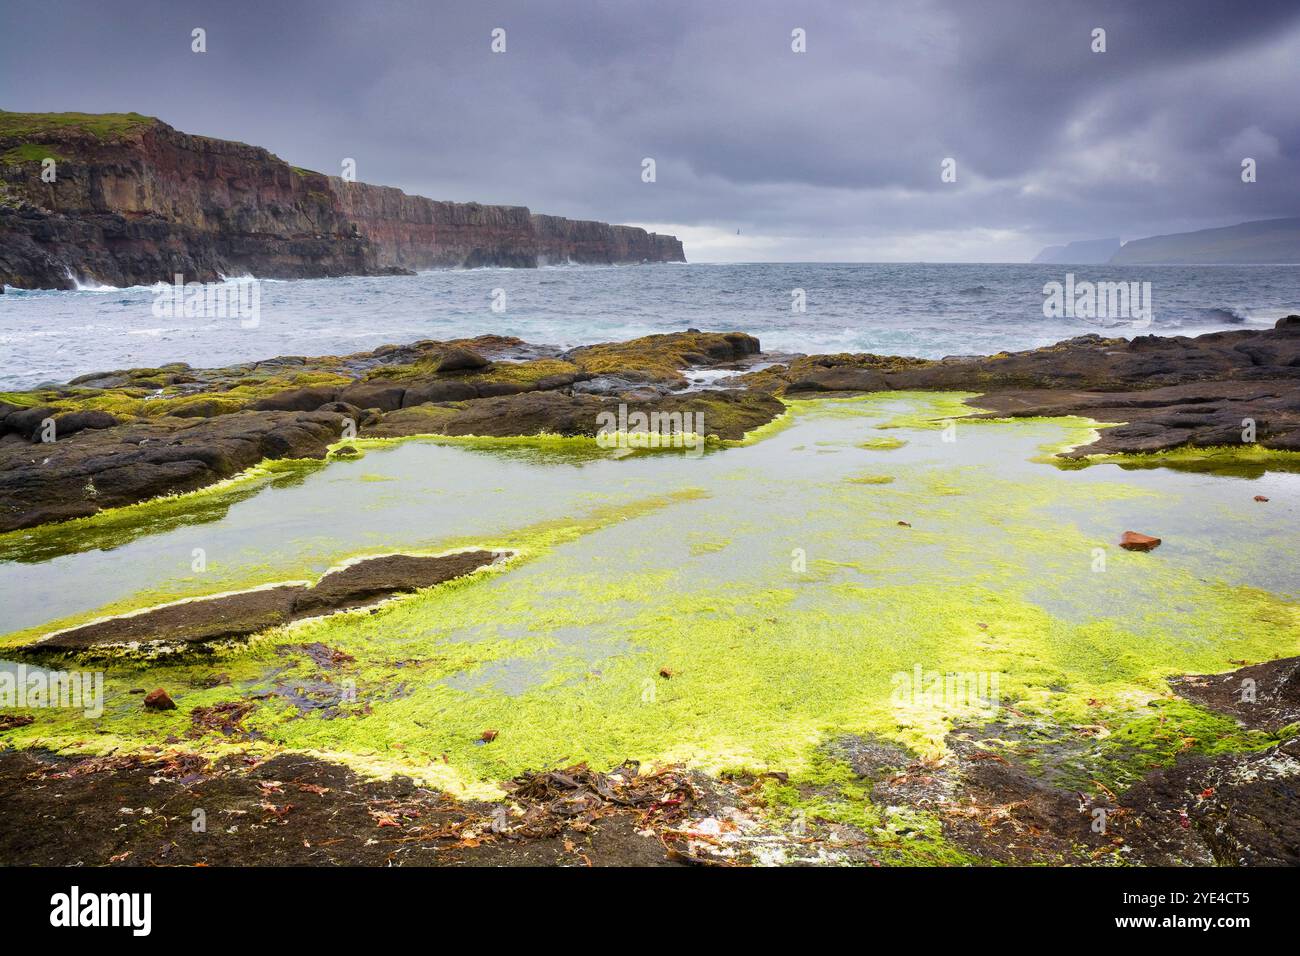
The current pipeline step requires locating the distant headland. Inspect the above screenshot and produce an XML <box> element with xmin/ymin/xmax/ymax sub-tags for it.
<box><xmin>0</xmin><ymin>110</ymin><xmax>685</xmax><ymax>290</ymax></box>
<box><xmin>1032</xmin><ymin>217</ymin><xmax>1300</xmax><ymax>265</ymax></box>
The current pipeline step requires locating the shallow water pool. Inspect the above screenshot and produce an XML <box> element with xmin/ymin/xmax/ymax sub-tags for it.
<box><xmin>1</xmin><ymin>394</ymin><xmax>1296</xmax><ymax>795</ymax></box>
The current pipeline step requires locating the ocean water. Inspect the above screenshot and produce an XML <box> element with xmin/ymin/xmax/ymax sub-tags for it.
<box><xmin>1</xmin><ymin>262</ymin><xmax>1297</xmax><ymax>390</ymax></box>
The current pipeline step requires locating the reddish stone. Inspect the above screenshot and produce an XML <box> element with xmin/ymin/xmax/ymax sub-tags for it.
<box><xmin>143</xmin><ymin>688</ymin><xmax>176</xmax><ymax>711</ymax></box>
<box><xmin>1254</xmin><ymin>495</ymin><xmax>1269</xmax><ymax>502</ymax></box>
<box><xmin>1119</xmin><ymin>531</ymin><xmax>1162</xmax><ymax>552</ymax></box>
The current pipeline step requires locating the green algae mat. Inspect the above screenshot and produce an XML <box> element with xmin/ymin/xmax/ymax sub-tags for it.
<box><xmin>2</xmin><ymin>393</ymin><xmax>1297</xmax><ymax>802</ymax></box>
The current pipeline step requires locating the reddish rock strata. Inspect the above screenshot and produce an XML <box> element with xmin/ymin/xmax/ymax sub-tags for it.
<box><xmin>0</xmin><ymin>111</ymin><xmax>684</xmax><ymax>289</ymax></box>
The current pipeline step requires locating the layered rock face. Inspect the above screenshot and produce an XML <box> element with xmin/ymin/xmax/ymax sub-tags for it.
<box><xmin>328</xmin><ymin>180</ymin><xmax>537</xmax><ymax>270</ymax></box>
<box><xmin>329</xmin><ymin>180</ymin><xmax>685</xmax><ymax>269</ymax></box>
<box><xmin>0</xmin><ymin>111</ymin><xmax>685</xmax><ymax>288</ymax></box>
<box><xmin>0</xmin><ymin>112</ymin><xmax>376</xmax><ymax>288</ymax></box>
<box><xmin>531</xmin><ymin>214</ymin><xmax>685</xmax><ymax>265</ymax></box>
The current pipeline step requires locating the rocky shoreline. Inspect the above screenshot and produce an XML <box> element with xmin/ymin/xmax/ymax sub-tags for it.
<box><xmin>750</xmin><ymin>315</ymin><xmax>1300</xmax><ymax>455</ymax></box>
<box><xmin>0</xmin><ymin>330</ymin><xmax>778</xmax><ymax>531</ymax></box>
<box><xmin>1</xmin><ymin>318</ymin><xmax>1299</xmax><ymax>867</ymax></box>
<box><xmin>2</xmin><ymin>318</ymin><xmax>1298</xmax><ymax>535</ymax></box>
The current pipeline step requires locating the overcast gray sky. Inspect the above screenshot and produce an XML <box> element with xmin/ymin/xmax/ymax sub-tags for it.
<box><xmin>3</xmin><ymin>0</ymin><xmax>1298</xmax><ymax>261</ymax></box>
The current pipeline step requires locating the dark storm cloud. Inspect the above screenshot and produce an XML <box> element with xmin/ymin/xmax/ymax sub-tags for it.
<box><xmin>2</xmin><ymin>0</ymin><xmax>1298</xmax><ymax>259</ymax></box>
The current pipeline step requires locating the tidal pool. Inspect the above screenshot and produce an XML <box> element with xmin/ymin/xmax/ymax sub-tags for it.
<box><xmin>1</xmin><ymin>393</ymin><xmax>1297</xmax><ymax>798</ymax></box>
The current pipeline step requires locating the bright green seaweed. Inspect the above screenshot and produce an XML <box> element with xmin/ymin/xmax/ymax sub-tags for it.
<box><xmin>2</xmin><ymin>393</ymin><xmax>1297</xmax><ymax>820</ymax></box>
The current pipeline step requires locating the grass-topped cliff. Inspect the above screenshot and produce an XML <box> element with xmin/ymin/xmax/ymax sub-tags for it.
<box><xmin>0</xmin><ymin>110</ymin><xmax>159</xmax><ymax>166</ymax></box>
<box><xmin>0</xmin><ymin>109</ymin><xmax>684</xmax><ymax>288</ymax></box>
<box><xmin>0</xmin><ymin>109</ymin><xmax>157</xmax><ymax>139</ymax></box>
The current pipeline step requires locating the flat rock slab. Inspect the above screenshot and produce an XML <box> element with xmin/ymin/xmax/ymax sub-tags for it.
<box><xmin>293</xmin><ymin>550</ymin><xmax>500</xmax><ymax>615</ymax></box>
<box><xmin>368</xmin><ymin>389</ymin><xmax>786</xmax><ymax>442</ymax></box>
<box><xmin>26</xmin><ymin>550</ymin><xmax>502</xmax><ymax>654</ymax></box>
<box><xmin>0</xmin><ymin>409</ymin><xmax>347</xmax><ymax>533</ymax></box>
<box><xmin>761</xmin><ymin>322</ymin><xmax>1300</xmax><ymax>456</ymax></box>
<box><xmin>34</xmin><ymin>585</ymin><xmax>306</xmax><ymax>652</ymax></box>
<box><xmin>969</xmin><ymin>379</ymin><xmax>1300</xmax><ymax>456</ymax></box>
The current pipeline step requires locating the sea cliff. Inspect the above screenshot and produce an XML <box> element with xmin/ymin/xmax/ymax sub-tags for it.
<box><xmin>0</xmin><ymin>111</ymin><xmax>684</xmax><ymax>289</ymax></box>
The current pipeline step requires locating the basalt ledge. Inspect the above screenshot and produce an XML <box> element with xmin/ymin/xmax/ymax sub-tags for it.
<box><xmin>0</xmin><ymin>111</ymin><xmax>685</xmax><ymax>289</ymax></box>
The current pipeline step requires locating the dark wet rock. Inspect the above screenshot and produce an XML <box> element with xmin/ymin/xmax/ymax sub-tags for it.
<box><xmin>1099</xmin><ymin>655</ymin><xmax>1300</xmax><ymax>865</ymax></box>
<box><xmin>0</xmin><ymin>410</ymin><xmax>348</xmax><ymax>532</ymax></box>
<box><xmin>1170</xmin><ymin>655</ymin><xmax>1300</xmax><ymax>732</ymax></box>
<box><xmin>562</xmin><ymin>332</ymin><xmax>762</xmax><ymax>389</ymax></box>
<box><xmin>250</xmin><ymin>385</ymin><xmax>340</xmax><ymax>412</ymax></box>
<box><xmin>971</xmin><ymin>378</ymin><xmax>1300</xmax><ymax>456</ymax></box>
<box><xmin>292</xmin><ymin>550</ymin><xmax>500</xmax><ymax>617</ymax></box>
<box><xmin>474</xmin><ymin>380</ymin><xmax>525</xmax><ymax>398</ymax></box>
<box><xmin>338</xmin><ymin>382</ymin><xmax>406</xmax><ymax>412</ymax></box>
<box><xmin>842</xmin><ymin>720</ymin><xmax>1300</xmax><ymax>866</ymax></box>
<box><xmin>67</xmin><ymin>369</ymin><xmax>133</xmax><ymax>388</ymax></box>
<box><xmin>531</xmin><ymin>372</ymin><xmax>587</xmax><ymax>391</ymax></box>
<box><xmin>1</xmin><ymin>405</ymin><xmax>57</xmax><ymax>439</ymax></box>
<box><xmin>939</xmin><ymin>736</ymin><xmax>1110</xmax><ymax>864</ymax></box>
<box><xmin>0</xmin><ymin>750</ymin><xmax>685</xmax><ymax>866</ymax></box>
<box><xmin>368</xmin><ymin>389</ymin><xmax>785</xmax><ymax>442</ymax></box>
<box><xmin>572</xmin><ymin>376</ymin><xmax>673</xmax><ymax>398</ymax></box>
<box><xmin>378</xmin><ymin>391</ymin><xmax>600</xmax><ymax>438</ymax></box>
<box><xmin>757</xmin><ymin>324</ymin><xmax>1300</xmax><ymax>456</ymax></box>
<box><xmin>143</xmin><ymin>689</ymin><xmax>177</xmax><ymax>711</ymax></box>
<box><xmin>400</xmin><ymin>379</ymin><xmax>480</xmax><ymax>405</ymax></box>
<box><xmin>52</xmin><ymin>409</ymin><xmax>119</xmax><ymax>436</ymax></box>
<box><xmin>31</xmin><ymin>585</ymin><xmax>306</xmax><ymax>652</ymax></box>
<box><xmin>436</xmin><ymin>347</ymin><xmax>490</xmax><ymax>372</ymax></box>
<box><xmin>22</xmin><ymin>551</ymin><xmax>502</xmax><ymax>654</ymax></box>
<box><xmin>163</xmin><ymin>398</ymin><xmax>232</xmax><ymax>418</ymax></box>
<box><xmin>923</xmin><ymin>656</ymin><xmax>1300</xmax><ymax>865</ymax></box>
<box><xmin>821</xmin><ymin>731</ymin><xmax>1113</xmax><ymax>864</ymax></box>
<box><xmin>2</xmin><ymin>332</ymin><xmax>772</xmax><ymax>532</ymax></box>
<box><xmin>316</xmin><ymin>400</ymin><xmax>363</xmax><ymax>418</ymax></box>
<box><xmin>1117</xmin><ymin>739</ymin><xmax>1300</xmax><ymax>866</ymax></box>
<box><xmin>788</xmin><ymin>368</ymin><xmax>892</xmax><ymax>393</ymax></box>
